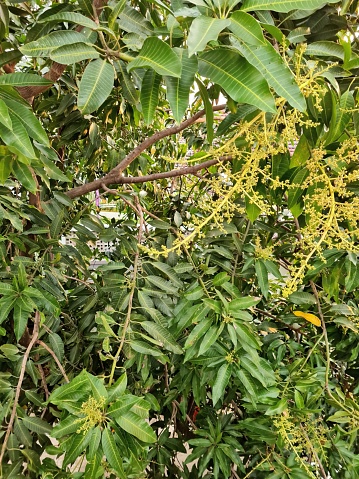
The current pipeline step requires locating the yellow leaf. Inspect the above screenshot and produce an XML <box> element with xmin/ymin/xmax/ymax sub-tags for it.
<box><xmin>293</xmin><ymin>311</ymin><xmax>321</xmax><ymax>327</ymax></box>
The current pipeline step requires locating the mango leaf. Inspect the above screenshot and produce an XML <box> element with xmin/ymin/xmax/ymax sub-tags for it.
<box><xmin>22</xmin><ymin>416</ymin><xmax>52</xmax><ymax>435</ymax></box>
<box><xmin>0</xmin><ymin>49</ymin><xmax>22</xmax><ymax>68</ymax></box>
<box><xmin>128</xmin><ymin>37</ymin><xmax>181</xmax><ymax>77</ymax></box>
<box><xmin>198</xmin><ymin>324</ymin><xmax>222</xmax><ymax>356</ymax></box>
<box><xmin>241</xmin><ymin>0</ymin><xmax>337</xmax><ymax>12</ymax></box>
<box><xmin>293</xmin><ymin>310</ymin><xmax>321</xmax><ymax>327</ymax></box>
<box><xmin>146</xmin><ymin>275</ymin><xmax>178</xmax><ymax>294</ymax></box>
<box><xmin>235</xmin><ymin>322</ymin><xmax>262</xmax><ymax>350</ymax></box>
<box><xmin>287</xmin><ymin>167</ymin><xmax>309</xmax><ymax>210</ymax></box>
<box><xmin>0</xmin><ymin>115</ymin><xmax>36</xmax><ymax>159</ymax></box>
<box><xmin>118</xmin><ymin>5</ymin><xmax>154</xmax><ymax>37</ymax></box>
<box><xmin>184</xmin><ymin>317</ymin><xmax>213</xmax><ymax>350</ymax></box>
<box><xmin>0</xmin><ymin>73</ymin><xmax>52</xmax><ymax>86</ymax></box>
<box><xmin>115</xmin><ymin>60</ymin><xmax>139</xmax><ymax>105</ymax></box>
<box><xmin>108</xmin><ymin>394</ymin><xmax>140</xmax><ymax>418</ymax></box>
<box><xmin>116</xmin><ymin>411</ymin><xmax>156</xmax><ymax>443</ymax></box>
<box><xmin>140</xmin><ymin>321</ymin><xmax>183</xmax><ymax>354</ymax></box>
<box><xmin>38</xmin><ymin>12</ymin><xmax>98</xmax><ymax>29</ymax></box>
<box><xmin>41</xmin><ymin>156</ymin><xmax>71</xmax><ymax>182</ymax></box>
<box><xmin>254</xmin><ymin>260</ymin><xmax>268</xmax><ymax>299</ymax></box>
<box><xmin>288</xmin><ymin>291</ymin><xmax>316</xmax><ymax>305</ymax></box>
<box><xmin>12</xmin><ymin>160</ymin><xmax>37</xmax><ymax>193</ymax></box>
<box><xmin>196</xmin><ymin>78</ymin><xmax>214</xmax><ymax>144</ymax></box>
<box><xmin>85</xmin><ymin>451</ymin><xmax>103</xmax><ymax>479</ymax></box>
<box><xmin>86</xmin><ymin>372</ymin><xmax>108</xmax><ymax>401</ymax></box>
<box><xmin>107</xmin><ymin>372</ymin><xmax>127</xmax><ymax>403</ymax></box>
<box><xmin>140</xmin><ymin>70</ymin><xmax>161</xmax><ymax>125</ymax></box>
<box><xmin>265</xmin><ymin>398</ymin><xmax>287</xmax><ymax>415</ymax></box>
<box><xmin>325</xmin><ymin>89</ymin><xmax>354</xmax><ymax>145</ymax></box>
<box><xmin>305</xmin><ymin>41</ymin><xmax>345</xmax><ymax>60</ymax></box>
<box><xmin>49</xmin><ymin>43</ymin><xmax>99</xmax><ymax>63</ymax></box>
<box><xmin>187</xmin><ymin>16</ymin><xmax>230</xmax><ymax>57</ymax></box>
<box><xmin>102</xmin><ymin>428</ymin><xmax>126</xmax><ymax>478</ymax></box>
<box><xmin>48</xmin><ymin>332</ymin><xmax>64</xmax><ymax>363</ymax></box>
<box><xmin>0</xmin><ymin>99</ymin><xmax>11</xmax><ymax>129</ymax></box>
<box><xmin>78</xmin><ymin>59</ymin><xmax>115</xmax><ymax>115</ymax></box>
<box><xmin>245</xmin><ymin>197</ymin><xmax>261</xmax><ymax>222</ymax></box>
<box><xmin>63</xmin><ymin>429</ymin><xmax>93</xmax><ymax>467</ymax></box>
<box><xmin>228</xmin><ymin>296</ymin><xmax>260</xmax><ymax>311</ymax></box>
<box><xmin>198</xmin><ymin>49</ymin><xmax>275</xmax><ymax>112</ymax></box>
<box><xmin>229</xmin><ymin>11</ymin><xmax>265</xmax><ymax>46</ymax></box>
<box><xmin>129</xmin><ymin>340</ymin><xmax>169</xmax><ymax>361</ymax></box>
<box><xmin>212</xmin><ymin>362</ymin><xmax>232</xmax><ymax>405</ymax></box>
<box><xmin>164</xmin><ymin>49</ymin><xmax>197</xmax><ymax>123</ymax></box>
<box><xmin>0</xmin><ymin>156</ymin><xmax>12</xmax><ymax>184</ymax></box>
<box><xmin>232</xmin><ymin>40</ymin><xmax>306</xmax><ymax>111</ymax></box>
<box><xmin>0</xmin><ymin>89</ymin><xmax>49</xmax><ymax>145</ymax></box>
<box><xmin>20</xmin><ymin>31</ymin><xmax>91</xmax><ymax>56</ymax></box>
<box><xmin>51</xmin><ymin>415</ymin><xmax>81</xmax><ymax>438</ymax></box>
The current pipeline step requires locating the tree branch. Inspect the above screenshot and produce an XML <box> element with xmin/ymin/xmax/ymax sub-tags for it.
<box><xmin>0</xmin><ymin>311</ymin><xmax>41</xmax><ymax>466</ymax></box>
<box><xmin>66</xmin><ymin>104</ymin><xmax>226</xmax><ymax>199</ymax></box>
<box><xmin>37</xmin><ymin>339</ymin><xmax>69</xmax><ymax>383</ymax></box>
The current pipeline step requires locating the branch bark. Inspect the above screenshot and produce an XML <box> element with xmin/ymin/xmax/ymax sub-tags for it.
<box><xmin>66</xmin><ymin>104</ymin><xmax>226</xmax><ymax>199</ymax></box>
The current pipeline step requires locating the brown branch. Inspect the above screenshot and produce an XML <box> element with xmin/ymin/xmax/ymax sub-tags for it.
<box><xmin>0</xmin><ymin>311</ymin><xmax>41</xmax><ymax>465</ymax></box>
<box><xmin>66</xmin><ymin>104</ymin><xmax>226</xmax><ymax>199</ymax></box>
<box><xmin>37</xmin><ymin>340</ymin><xmax>69</xmax><ymax>383</ymax></box>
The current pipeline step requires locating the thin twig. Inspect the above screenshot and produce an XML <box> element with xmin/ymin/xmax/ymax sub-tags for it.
<box><xmin>37</xmin><ymin>340</ymin><xmax>69</xmax><ymax>383</ymax></box>
<box><xmin>173</xmin><ymin>400</ymin><xmax>198</xmax><ymax>430</ymax></box>
<box><xmin>108</xmin><ymin>196</ymin><xmax>144</xmax><ymax>385</ymax></box>
<box><xmin>0</xmin><ymin>311</ymin><xmax>41</xmax><ymax>465</ymax></box>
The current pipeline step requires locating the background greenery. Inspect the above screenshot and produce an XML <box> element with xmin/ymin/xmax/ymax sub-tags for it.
<box><xmin>0</xmin><ymin>0</ymin><xmax>358</xmax><ymax>477</ymax></box>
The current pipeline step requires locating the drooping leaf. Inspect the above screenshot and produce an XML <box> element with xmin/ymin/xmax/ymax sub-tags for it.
<box><xmin>229</xmin><ymin>11</ymin><xmax>265</xmax><ymax>46</ymax></box>
<box><xmin>62</xmin><ymin>429</ymin><xmax>93</xmax><ymax>467</ymax></box>
<box><xmin>0</xmin><ymin>73</ymin><xmax>52</xmax><ymax>86</ymax></box>
<box><xmin>254</xmin><ymin>260</ymin><xmax>269</xmax><ymax>299</ymax></box>
<box><xmin>0</xmin><ymin>115</ymin><xmax>36</xmax><ymax>159</ymax></box>
<box><xmin>38</xmin><ymin>11</ymin><xmax>98</xmax><ymax>29</ymax></box>
<box><xmin>196</xmin><ymin>78</ymin><xmax>214</xmax><ymax>144</ymax></box>
<box><xmin>187</xmin><ymin>16</ymin><xmax>230</xmax><ymax>57</ymax></box>
<box><xmin>212</xmin><ymin>362</ymin><xmax>232</xmax><ymax>405</ymax></box>
<box><xmin>20</xmin><ymin>31</ymin><xmax>92</xmax><ymax>56</ymax></box>
<box><xmin>49</xmin><ymin>43</ymin><xmax>99</xmax><ymax>63</ymax></box>
<box><xmin>128</xmin><ymin>37</ymin><xmax>181</xmax><ymax>77</ymax></box>
<box><xmin>116</xmin><ymin>411</ymin><xmax>156</xmax><ymax>443</ymax></box>
<box><xmin>241</xmin><ymin>0</ymin><xmax>337</xmax><ymax>12</ymax></box>
<box><xmin>115</xmin><ymin>60</ymin><xmax>139</xmax><ymax>105</ymax></box>
<box><xmin>198</xmin><ymin>49</ymin><xmax>276</xmax><ymax>112</ymax></box>
<box><xmin>164</xmin><ymin>49</ymin><xmax>197</xmax><ymax>123</ymax></box>
<box><xmin>118</xmin><ymin>5</ymin><xmax>154</xmax><ymax>37</ymax></box>
<box><xmin>22</xmin><ymin>416</ymin><xmax>52</xmax><ymax>435</ymax></box>
<box><xmin>140</xmin><ymin>321</ymin><xmax>183</xmax><ymax>354</ymax></box>
<box><xmin>232</xmin><ymin>40</ymin><xmax>306</xmax><ymax>111</ymax></box>
<box><xmin>140</xmin><ymin>70</ymin><xmax>161</xmax><ymax>125</ymax></box>
<box><xmin>102</xmin><ymin>428</ymin><xmax>126</xmax><ymax>479</ymax></box>
<box><xmin>78</xmin><ymin>59</ymin><xmax>115</xmax><ymax>115</ymax></box>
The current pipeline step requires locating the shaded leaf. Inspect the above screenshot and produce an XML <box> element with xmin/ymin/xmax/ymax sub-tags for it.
<box><xmin>78</xmin><ymin>59</ymin><xmax>115</xmax><ymax>115</ymax></box>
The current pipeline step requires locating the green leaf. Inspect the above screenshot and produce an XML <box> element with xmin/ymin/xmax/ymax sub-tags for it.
<box><xmin>325</xmin><ymin>89</ymin><xmax>354</xmax><ymax>145</ymax></box>
<box><xmin>265</xmin><ymin>397</ymin><xmax>287</xmax><ymax>415</ymax></box>
<box><xmin>108</xmin><ymin>373</ymin><xmax>127</xmax><ymax>403</ymax></box>
<box><xmin>12</xmin><ymin>160</ymin><xmax>37</xmax><ymax>193</ymax></box>
<box><xmin>0</xmin><ymin>99</ymin><xmax>11</xmax><ymax>129</ymax></box>
<box><xmin>229</xmin><ymin>11</ymin><xmax>265</xmax><ymax>46</ymax></box>
<box><xmin>51</xmin><ymin>414</ymin><xmax>82</xmax><ymax>438</ymax></box>
<box><xmin>118</xmin><ymin>5</ymin><xmax>154</xmax><ymax>37</ymax></box>
<box><xmin>164</xmin><ymin>49</ymin><xmax>197</xmax><ymax>123</ymax></box>
<box><xmin>184</xmin><ymin>317</ymin><xmax>212</xmax><ymax>350</ymax></box>
<box><xmin>228</xmin><ymin>296</ymin><xmax>260</xmax><ymax>311</ymax></box>
<box><xmin>38</xmin><ymin>11</ymin><xmax>98</xmax><ymax>29</ymax></box>
<box><xmin>0</xmin><ymin>156</ymin><xmax>13</xmax><ymax>183</ymax></box>
<box><xmin>129</xmin><ymin>340</ymin><xmax>168</xmax><ymax>360</ymax></box>
<box><xmin>241</xmin><ymin>0</ymin><xmax>336</xmax><ymax>12</ymax></box>
<box><xmin>22</xmin><ymin>416</ymin><xmax>52</xmax><ymax>435</ymax></box>
<box><xmin>198</xmin><ymin>324</ymin><xmax>222</xmax><ymax>356</ymax></box>
<box><xmin>86</xmin><ymin>372</ymin><xmax>108</xmax><ymax>401</ymax></box>
<box><xmin>0</xmin><ymin>115</ymin><xmax>36</xmax><ymax>159</ymax></box>
<box><xmin>108</xmin><ymin>394</ymin><xmax>140</xmax><ymax>418</ymax></box>
<box><xmin>63</xmin><ymin>429</ymin><xmax>93</xmax><ymax>467</ymax></box>
<box><xmin>235</xmin><ymin>322</ymin><xmax>262</xmax><ymax>350</ymax></box>
<box><xmin>0</xmin><ymin>89</ymin><xmax>49</xmax><ymax>145</ymax></box>
<box><xmin>85</xmin><ymin>451</ymin><xmax>103</xmax><ymax>479</ymax></box>
<box><xmin>13</xmin><ymin>297</ymin><xmax>33</xmax><ymax>340</ymax></box>
<box><xmin>140</xmin><ymin>70</ymin><xmax>161</xmax><ymax>125</ymax></box>
<box><xmin>141</xmin><ymin>321</ymin><xmax>183</xmax><ymax>354</ymax></box>
<box><xmin>305</xmin><ymin>41</ymin><xmax>345</xmax><ymax>60</ymax></box>
<box><xmin>151</xmin><ymin>262</ymin><xmax>183</xmax><ymax>288</ymax></box>
<box><xmin>0</xmin><ymin>73</ymin><xmax>52</xmax><ymax>86</ymax></box>
<box><xmin>196</xmin><ymin>78</ymin><xmax>214</xmax><ymax>144</ymax></box>
<box><xmin>245</xmin><ymin>196</ymin><xmax>261</xmax><ymax>222</ymax></box>
<box><xmin>255</xmin><ymin>260</ymin><xmax>268</xmax><ymax>299</ymax></box>
<box><xmin>116</xmin><ymin>411</ymin><xmax>156</xmax><ymax>443</ymax></box>
<box><xmin>287</xmin><ymin>167</ymin><xmax>309</xmax><ymax>210</ymax></box>
<box><xmin>20</xmin><ymin>31</ymin><xmax>92</xmax><ymax>56</ymax></box>
<box><xmin>88</xmin><ymin>427</ymin><xmax>102</xmax><ymax>460</ymax></box>
<box><xmin>232</xmin><ymin>40</ymin><xmax>306</xmax><ymax>111</ymax></box>
<box><xmin>212</xmin><ymin>362</ymin><xmax>232</xmax><ymax>405</ymax></box>
<box><xmin>49</xmin><ymin>43</ymin><xmax>99</xmax><ymax>63</ymax></box>
<box><xmin>78</xmin><ymin>59</ymin><xmax>115</xmax><ymax>115</ymax></box>
<box><xmin>146</xmin><ymin>275</ymin><xmax>178</xmax><ymax>294</ymax></box>
<box><xmin>41</xmin><ymin>156</ymin><xmax>71</xmax><ymax>182</ymax></box>
<box><xmin>102</xmin><ymin>428</ymin><xmax>126</xmax><ymax>479</ymax></box>
<box><xmin>198</xmin><ymin>49</ymin><xmax>275</xmax><ymax>112</ymax></box>
<box><xmin>115</xmin><ymin>60</ymin><xmax>139</xmax><ymax>105</ymax></box>
<box><xmin>0</xmin><ymin>49</ymin><xmax>22</xmax><ymax>68</ymax></box>
<box><xmin>49</xmin><ymin>369</ymin><xmax>90</xmax><ymax>404</ymax></box>
<box><xmin>288</xmin><ymin>291</ymin><xmax>316</xmax><ymax>305</ymax></box>
<box><xmin>0</xmin><ymin>296</ymin><xmax>17</xmax><ymax>324</ymax></box>
<box><xmin>128</xmin><ymin>37</ymin><xmax>181</xmax><ymax>77</ymax></box>
<box><xmin>187</xmin><ymin>16</ymin><xmax>230</xmax><ymax>57</ymax></box>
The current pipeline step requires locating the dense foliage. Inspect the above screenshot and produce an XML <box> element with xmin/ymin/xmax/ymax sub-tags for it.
<box><xmin>0</xmin><ymin>0</ymin><xmax>359</xmax><ymax>478</ymax></box>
